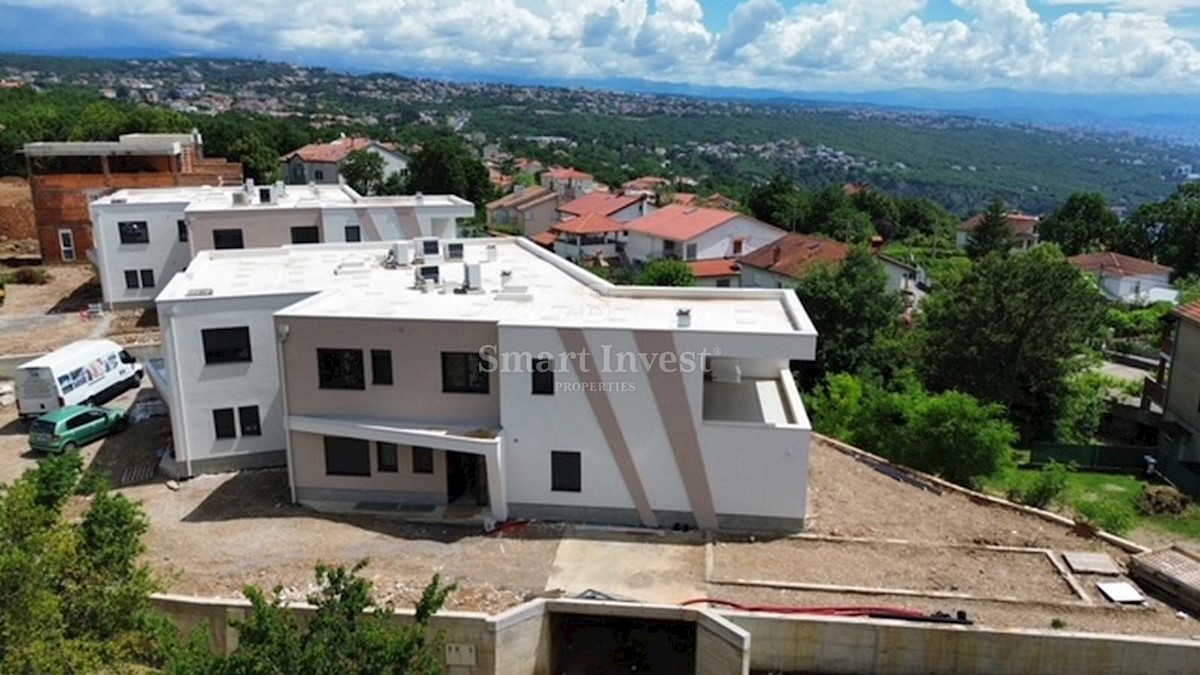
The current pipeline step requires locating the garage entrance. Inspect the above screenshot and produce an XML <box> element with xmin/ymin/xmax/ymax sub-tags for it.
<box><xmin>551</xmin><ymin>613</ymin><xmax>696</xmax><ymax>674</ymax></box>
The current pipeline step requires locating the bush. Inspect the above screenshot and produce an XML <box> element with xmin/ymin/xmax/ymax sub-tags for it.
<box><xmin>5</xmin><ymin>266</ymin><xmax>52</xmax><ymax>285</ymax></box>
<box><xmin>1137</xmin><ymin>485</ymin><xmax>1192</xmax><ymax>517</ymax></box>
<box><xmin>1075</xmin><ymin>498</ymin><xmax>1137</xmax><ymax>534</ymax></box>
<box><xmin>1008</xmin><ymin>461</ymin><xmax>1072</xmax><ymax>508</ymax></box>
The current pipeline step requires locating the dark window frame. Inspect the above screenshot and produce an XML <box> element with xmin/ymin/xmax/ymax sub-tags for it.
<box><xmin>531</xmin><ymin>357</ymin><xmax>554</xmax><ymax>395</ymax></box>
<box><xmin>238</xmin><ymin>405</ymin><xmax>261</xmax><ymax>436</ymax></box>
<box><xmin>344</xmin><ymin>225</ymin><xmax>362</xmax><ymax>242</ymax></box>
<box><xmin>412</xmin><ymin>446</ymin><xmax>434</xmax><ymax>474</ymax></box>
<box><xmin>377</xmin><ymin>442</ymin><xmax>398</xmax><ymax>473</ymax></box>
<box><xmin>317</xmin><ymin>348</ymin><xmax>366</xmax><ymax>390</ymax></box>
<box><xmin>212</xmin><ymin>228</ymin><xmax>245</xmax><ymax>250</ymax></box>
<box><xmin>291</xmin><ymin>225</ymin><xmax>320</xmax><ymax>244</ymax></box>
<box><xmin>213</xmin><ymin>408</ymin><xmax>236</xmax><ymax>439</ymax></box>
<box><xmin>177</xmin><ymin>220</ymin><xmax>189</xmax><ymax>242</ymax></box>
<box><xmin>551</xmin><ymin>451</ymin><xmax>582</xmax><ymax>492</ymax></box>
<box><xmin>441</xmin><ymin>352</ymin><xmax>489</xmax><ymax>394</ymax></box>
<box><xmin>139</xmin><ymin>269</ymin><xmax>155</xmax><ymax>288</ymax></box>
<box><xmin>124</xmin><ymin>269</ymin><xmax>140</xmax><ymax>289</ymax></box>
<box><xmin>118</xmin><ymin>220</ymin><xmax>149</xmax><ymax>244</ymax></box>
<box><xmin>323</xmin><ymin>436</ymin><xmax>371</xmax><ymax>476</ymax></box>
<box><xmin>371</xmin><ymin>349</ymin><xmax>393</xmax><ymax>385</ymax></box>
<box><xmin>202</xmin><ymin>327</ymin><xmax>252</xmax><ymax>365</ymax></box>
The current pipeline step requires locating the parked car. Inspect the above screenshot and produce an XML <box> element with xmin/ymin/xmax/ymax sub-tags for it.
<box><xmin>28</xmin><ymin>405</ymin><xmax>129</xmax><ymax>454</ymax></box>
<box><xmin>16</xmin><ymin>339</ymin><xmax>143</xmax><ymax>418</ymax></box>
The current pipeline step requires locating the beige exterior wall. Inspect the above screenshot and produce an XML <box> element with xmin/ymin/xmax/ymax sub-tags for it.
<box><xmin>1166</xmin><ymin>320</ymin><xmax>1200</xmax><ymax>439</ymax></box>
<box><xmin>290</xmin><ymin>431</ymin><xmax>448</xmax><ymax>500</ymax></box>
<box><xmin>279</xmin><ymin>316</ymin><xmax>500</xmax><ymax>426</ymax></box>
<box><xmin>189</xmin><ymin>208</ymin><xmax>322</xmax><ymax>252</ymax></box>
<box><xmin>520</xmin><ymin>200</ymin><xmax>561</xmax><ymax>237</ymax></box>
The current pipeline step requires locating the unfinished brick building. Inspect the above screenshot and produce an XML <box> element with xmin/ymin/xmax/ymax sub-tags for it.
<box><xmin>23</xmin><ymin>132</ymin><xmax>242</xmax><ymax>264</ymax></box>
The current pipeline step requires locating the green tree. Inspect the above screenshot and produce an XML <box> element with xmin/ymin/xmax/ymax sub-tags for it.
<box><xmin>636</xmin><ymin>259</ymin><xmax>696</xmax><ymax>286</ymax></box>
<box><xmin>965</xmin><ymin>199</ymin><xmax>1016</xmax><ymax>260</ymax></box>
<box><xmin>341</xmin><ymin>149</ymin><xmax>386</xmax><ymax>196</ymax></box>
<box><xmin>68</xmin><ymin>101</ymin><xmax>125</xmax><ymax>141</ymax></box>
<box><xmin>746</xmin><ymin>174</ymin><xmax>806</xmax><ymax>231</ymax></box>
<box><xmin>794</xmin><ymin>247</ymin><xmax>903</xmax><ymax>379</ymax></box>
<box><xmin>168</xmin><ymin>562</ymin><xmax>454</xmax><ymax>675</ymax></box>
<box><xmin>1120</xmin><ymin>183</ymin><xmax>1200</xmax><ymax>277</ymax></box>
<box><xmin>850</xmin><ymin>188</ymin><xmax>899</xmax><ymax>236</ymax></box>
<box><xmin>231</xmin><ymin>132</ymin><xmax>281</xmax><ymax>184</ymax></box>
<box><xmin>1039</xmin><ymin>192</ymin><xmax>1123</xmax><ymax>256</ymax></box>
<box><xmin>406</xmin><ymin>137</ymin><xmax>493</xmax><ymax>211</ymax></box>
<box><xmin>917</xmin><ymin>245</ymin><xmax>1106</xmax><ymax>442</ymax></box>
<box><xmin>893</xmin><ymin>196</ymin><xmax>956</xmax><ymax>244</ymax></box>
<box><xmin>816</xmin><ymin>205</ymin><xmax>876</xmax><ymax>244</ymax></box>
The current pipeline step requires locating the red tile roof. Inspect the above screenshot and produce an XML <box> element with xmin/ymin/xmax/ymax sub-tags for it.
<box><xmin>281</xmin><ymin>137</ymin><xmax>395</xmax><ymax>164</ymax></box>
<box><xmin>737</xmin><ymin>233</ymin><xmax>850</xmax><ymax>279</ymax></box>
<box><xmin>530</xmin><ymin>231</ymin><xmax>558</xmax><ymax>248</ymax></box>
<box><xmin>544</xmin><ymin>165</ymin><xmax>594</xmax><ymax>181</ymax></box>
<box><xmin>625</xmin><ymin>204</ymin><xmax>740</xmax><ymax>242</ymax></box>
<box><xmin>1069</xmin><ymin>252</ymin><xmax>1173</xmax><ymax>278</ymax></box>
<box><xmin>558</xmin><ymin>191</ymin><xmax>643</xmax><ymax>217</ymax></box>
<box><xmin>688</xmin><ymin>258</ymin><xmax>741</xmax><ymax>279</ymax></box>
<box><xmin>554</xmin><ymin>212</ymin><xmax>625</xmax><ymax>235</ymax></box>
<box><xmin>958</xmin><ymin>212</ymin><xmax>1041</xmax><ymax>237</ymax></box>
<box><xmin>673</xmin><ymin>193</ymin><xmax>698</xmax><ymax>205</ymax></box>
<box><xmin>1176</xmin><ymin>300</ymin><xmax>1200</xmax><ymax>326</ymax></box>
<box><xmin>623</xmin><ymin>176</ymin><xmax>670</xmax><ymax>192</ymax></box>
<box><xmin>486</xmin><ymin>186</ymin><xmax>556</xmax><ymax>211</ymax></box>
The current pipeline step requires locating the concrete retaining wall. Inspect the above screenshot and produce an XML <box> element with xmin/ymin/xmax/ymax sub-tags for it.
<box><xmin>0</xmin><ymin>342</ymin><xmax>162</xmax><ymax>380</ymax></box>
<box><xmin>726</xmin><ymin>611</ymin><xmax>1200</xmax><ymax>675</ymax></box>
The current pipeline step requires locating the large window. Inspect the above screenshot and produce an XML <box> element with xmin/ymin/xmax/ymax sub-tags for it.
<box><xmin>412</xmin><ymin>447</ymin><xmax>434</xmax><ymax>474</ymax></box>
<box><xmin>118</xmin><ymin>221</ymin><xmax>149</xmax><ymax>244</ymax></box>
<box><xmin>238</xmin><ymin>406</ymin><xmax>261</xmax><ymax>436</ymax></box>
<box><xmin>531</xmin><ymin>358</ymin><xmax>554</xmax><ymax>395</ymax></box>
<box><xmin>441</xmin><ymin>352</ymin><xmax>489</xmax><ymax>394</ymax></box>
<box><xmin>202</xmin><ymin>327</ymin><xmax>252</xmax><ymax>364</ymax></box>
<box><xmin>551</xmin><ymin>451</ymin><xmax>581</xmax><ymax>492</ymax></box>
<box><xmin>371</xmin><ymin>349</ymin><xmax>393</xmax><ymax>385</ymax></box>
<box><xmin>125</xmin><ymin>269</ymin><xmax>155</xmax><ymax>289</ymax></box>
<box><xmin>213</xmin><ymin>408</ymin><xmax>236</xmax><ymax>439</ymax></box>
<box><xmin>177</xmin><ymin>220</ymin><xmax>189</xmax><ymax>242</ymax></box>
<box><xmin>291</xmin><ymin>226</ymin><xmax>320</xmax><ymax>244</ymax></box>
<box><xmin>324</xmin><ymin>436</ymin><xmax>371</xmax><ymax>476</ymax></box>
<box><xmin>377</xmin><ymin>442</ymin><xmax>398</xmax><ymax>473</ymax></box>
<box><xmin>318</xmin><ymin>349</ymin><xmax>365</xmax><ymax>390</ymax></box>
<box><xmin>213</xmin><ymin>228</ymin><xmax>244</xmax><ymax>250</ymax></box>
<box><xmin>345</xmin><ymin>225</ymin><xmax>362</xmax><ymax>242</ymax></box>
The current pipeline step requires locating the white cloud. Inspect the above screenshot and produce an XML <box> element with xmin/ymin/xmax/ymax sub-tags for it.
<box><xmin>2</xmin><ymin>0</ymin><xmax>1200</xmax><ymax>92</ymax></box>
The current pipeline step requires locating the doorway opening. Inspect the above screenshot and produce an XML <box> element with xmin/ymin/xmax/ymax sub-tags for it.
<box><xmin>446</xmin><ymin>451</ymin><xmax>488</xmax><ymax>507</ymax></box>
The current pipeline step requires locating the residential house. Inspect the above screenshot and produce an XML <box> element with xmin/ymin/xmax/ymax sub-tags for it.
<box><xmin>541</xmin><ymin>212</ymin><xmax>628</xmax><ymax>263</ymax></box>
<box><xmin>956</xmin><ymin>212</ymin><xmax>1041</xmax><ymax>251</ymax></box>
<box><xmin>557</xmin><ymin>191</ymin><xmax>653</xmax><ymax>224</ymax></box>
<box><xmin>151</xmin><ymin>237</ymin><xmax>818</xmax><ymax>531</ymax></box>
<box><xmin>623</xmin><ymin>176</ymin><xmax>670</xmax><ymax>196</ymax></box>
<box><xmin>486</xmin><ymin>185</ymin><xmax>560</xmax><ymax>236</ymax></box>
<box><xmin>280</xmin><ymin>136</ymin><xmax>409</xmax><ymax>186</ymax></box>
<box><xmin>89</xmin><ymin>181</ymin><xmax>474</xmax><ymax>307</ymax></box>
<box><xmin>1070</xmin><ymin>252</ymin><xmax>1177</xmax><ymax>305</ymax></box>
<box><xmin>22</xmin><ymin>132</ymin><xmax>242</xmax><ymax>264</ymax></box>
<box><xmin>540</xmin><ymin>166</ymin><xmax>596</xmax><ymax>199</ymax></box>
<box><xmin>1148</xmin><ymin>303</ymin><xmax>1200</xmax><ymax>474</ymax></box>
<box><xmin>702</xmin><ymin>193</ymin><xmax>740</xmax><ymax>211</ymax></box>
<box><xmin>624</xmin><ymin>204</ymin><xmax>785</xmax><ymax>265</ymax></box>
<box><xmin>688</xmin><ymin>259</ymin><xmax>743</xmax><ymax>288</ymax></box>
<box><xmin>739</xmin><ymin>234</ymin><xmax>850</xmax><ymax>289</ymax></box>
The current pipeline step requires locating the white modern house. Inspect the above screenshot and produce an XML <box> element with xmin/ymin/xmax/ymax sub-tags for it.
<box><xmin>151</xmin><ymin>237</ymin><xmax>817</xmax><ymax>531</ymax></box>
<box><xmin>280</xmin><ymin>136</ymin><xmax>409</xmax><ymax>186</ymax></box>
<box><xmin>1070</xmin><ymin>252</ymin><xmax>1178</xmax><ymax>305</ymax></box>
<box><xmin>89</xmin><ymin>182</ymin><xmax>475</xmax><ymax>307</ymax></box>
<box><xmin>625</xmin><ymin>204</ymin><xmax>785</xmax><ymax>264</ymax></box>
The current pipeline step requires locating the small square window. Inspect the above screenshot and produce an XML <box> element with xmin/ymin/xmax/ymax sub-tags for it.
<box><xmin>371</xmin><ymin>349</ymin><xmax>393</xmax><ymax>385</ymax></box>
<box><xmin>377</xmin><ymin>442</ymin><xmax>398</xmax><ymax>472</ymax></box>
<box><xmin>685</xmin><ymin>243</ymin><xmax>698</xmax><ymax>260</ymax></box>
<box><xmin>412</xmin><ymin>447</ymin><xmax>434</xmax><ymax>474</ymax></box>
<box><xmin>202</xmin><ymin>327</ymin><xmax>252</xmax><ymax>364</ymax></box>
<box><xmin>551</xmin><ymin>451</ymin><xmax>581</xmax><ymax>492</ymax></box>
<box><xmin>213</xmin><ymin>408</ymin><xmax>236</xmax><ymax>439</ymax></box>
<box><xmin>317</xmin><ymin>348</ymin><xmax>365</xmax><ymax>390</ymax></box>
<box><xmin>238</xmin><ymin>406</ymin><xmax>261</xmax><ymax>436</ymax></box>
<box><xmin>177</xmin><ymin>220</ymin><xmax>189</xmax><ymax>242</ymax></box>
<box><xmin>324</xmin><ymin>436</ymin><xmax>371</xmax><ymax>476</ymax></box>
<box><xmin>213</xmin><ymin>228</ymin><xmax>244</xmax><ymax>250</ymax></box>
<box><xmin>531</xmin><ymin>358</ymin><xmax>554</xmax><ymax>395</ymax></box>
<box><xmin>291</xmin><ymin>226</ymin><xmax>320</xmax><ymax>244</ymax></box>
<box><xmin>345</xmin><ymin>225</ymin><xmax>362</xmax><ymax>242</ymax></box>
<box><xmin>139</xmin><ymin>269</ymin><xmax>155</xmax><ymax>288</ymax></box>
<box><xmin>315</xmin><ymin>169</ymin><xmax>325</xmax><ymax>181</ymax></box>
<box><xmin>118</xmin><ymin>221</ymin><xmax>149</xmax><ymax>244</ymax></box>
<box><xmin>124</xmin><ymin>270</ymin><xmax>140</xmax><ymax>289</ymax></box>
<box><xmin>442</xmin><ymin>352</ymin><xmax>489</xmax><ymax>394</ymax></box>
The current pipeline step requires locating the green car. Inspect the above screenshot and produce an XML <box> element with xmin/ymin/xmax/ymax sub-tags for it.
<box><xmin>28</xmin><ymin>405</ymin><xmax>129</xmax><ymax>453</ymax></box>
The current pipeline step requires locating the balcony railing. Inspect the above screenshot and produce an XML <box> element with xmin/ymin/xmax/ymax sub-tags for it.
<box><xmin>1143</xmin><ymin>377</ymin><xmax>1166</xmax><ymax>408</ymax></box>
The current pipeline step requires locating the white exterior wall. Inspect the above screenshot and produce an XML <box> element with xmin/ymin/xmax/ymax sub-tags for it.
<box><xmin>609</xmin><ymin>201</ymin><xmax>653</xmax><ymax>223</ymax></box>
<box><xmin>368</xmin><ymin>145</ymin><xmax>409</xmax><ymax>179</ymax></box>
<box><xmin>158</xmin><ymin>292</ymin><xmax>315</xmax><ymax>471</ymax></box>
<box><xmin>91</xmin><ymin>200</ymin><xmax>193</xmax><ymax>307</ymax></box>
<box><xmin>1104</xmin><ymin>273</ymin><xmax>1172</xmax><ymax>300</ymax></box>
<box><xmin>739</xmin><ymin>266</ymin><xmax>793</xmax><ymax>289</ymax></box>
<box><xmin>627</xmin><ymin>216</ymin><xmax>783</xmax><ymax>263</ymax></box>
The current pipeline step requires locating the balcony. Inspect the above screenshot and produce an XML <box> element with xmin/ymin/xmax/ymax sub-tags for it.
<box><xmin>701</xmin><ymin>360</ymin><xmax>809</xmax><ymax>430</ymax></box>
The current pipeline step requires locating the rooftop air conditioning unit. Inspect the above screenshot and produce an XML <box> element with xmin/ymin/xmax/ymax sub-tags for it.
<box><xmin>388</xmin><ymin>241</ymin><xmax>411</xmax><ymax>268</ymax></box>
<box><xmin>231</xmin><ymin>192</ymin><xmax>249</xmax><ymax>206</ymax></box>
<box><xmin>464</xmin><ymin>263</ymin><xmax>482</xmax><ymax>291</ymax></box>
<box><xmin>419</xmin><ymin>264</ymin><xmax>440</xmax><ymax>284</ymax></box>
<box><xmin>445</xmin><ymin>242</ymin><xmax>464</xmax><ymax>261</ymax></box>
<box><xmin>419</xmin><ymin>237</ymin><xmax>442</xmax><ymax>264</ymax></box>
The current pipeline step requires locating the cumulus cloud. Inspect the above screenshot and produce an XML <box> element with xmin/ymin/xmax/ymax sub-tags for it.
<box><xmin>1</xmin><ymin>0</ymin><xmax>1199</xmax><ymax>92</ymax></box>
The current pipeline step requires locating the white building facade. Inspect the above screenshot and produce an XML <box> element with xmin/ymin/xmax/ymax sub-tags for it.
<box><xmin>152</xmin><ymin>238</ymin><xmax>817</xmax><ymax>531</ymax></box>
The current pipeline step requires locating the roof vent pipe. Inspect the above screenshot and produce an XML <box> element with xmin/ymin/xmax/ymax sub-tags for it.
<box><xmin>486</xmin><ymin>244</ymin><xmax>498</xmax><ymax>263</ymax></box>
<box><xmin>677</xmin><ymin>308</ymin><xmax>691</xmax><ymax>328</ymax></box>
<box><xmin>500</xmin><ymin>270</ymin><xmax>513</xmax><ymax>290</ymax></box>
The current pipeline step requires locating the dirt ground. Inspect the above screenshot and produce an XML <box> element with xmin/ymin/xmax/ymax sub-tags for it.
<box><xmin>2</xmin><ymin>394</ymin><xmax>1200</xmax><ymax>636</ymax></box>
<box><xmin>0</xmin><ymin>177</ymin><xmax>36</xmax><ymax>245</ymax></box>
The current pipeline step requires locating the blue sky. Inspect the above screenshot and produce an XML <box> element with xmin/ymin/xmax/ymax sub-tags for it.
<box><xmin>1</xmin><ymin>0</ymin><xmax>1199</xmax><ymax>93</ymax></box>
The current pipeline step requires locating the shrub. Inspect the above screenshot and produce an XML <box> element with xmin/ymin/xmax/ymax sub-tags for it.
<box><xmin>1137</xmin><ymin>485</ymin><xmax>1192</xmax><ymax>517</ymax></box>
<box><xmin>1075</xmin><ymin>499</ymin><xmax>1137</xmax><ymax>534</ymax></box>
<box><xmin>8</xmin><ymin>266</ymin><xmax>51</xmax><ymax>285</ymax></box>
<box><xmin>1009</xmin><ymin>461</ymin><xmax>1071</xmax><ymax>509</ymax></box>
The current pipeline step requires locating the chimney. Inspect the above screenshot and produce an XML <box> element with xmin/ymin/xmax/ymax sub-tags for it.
<box><xmin>677</xmin><ymin>308</ymin><xmax>691</xmax><ymax>328</ymax></box>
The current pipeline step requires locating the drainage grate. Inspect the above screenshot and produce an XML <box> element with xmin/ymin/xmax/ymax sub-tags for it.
<box><xmin>119</xmin><ymin>460</ymin><xmax>158</xmax><ymax>486</ymax></box>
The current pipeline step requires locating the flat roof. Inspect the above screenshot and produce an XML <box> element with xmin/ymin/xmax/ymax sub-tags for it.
<box><xmin>159</xmin><ymin>238</ymin><xmax>814</xmax><ymax>335</ymax></box>
<box><xmin>91</xmin><ymin>185</ymin><xmax>475</xmax><ymax>214</ymax></box>
<box><xmin>23</xmin><ymin>133</ymin><xmax>194</xmax><ymax>158</ymax></box>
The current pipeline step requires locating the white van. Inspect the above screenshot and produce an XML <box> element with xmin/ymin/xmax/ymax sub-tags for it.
<box><xmin>16</xmin><ymin>339</ymin><xmax>144</xmax><ymax>418</ymax></box>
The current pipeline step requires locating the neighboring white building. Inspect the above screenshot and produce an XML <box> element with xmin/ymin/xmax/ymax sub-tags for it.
<box><xmin>1070</xmin><ymin>252</ymin><xmax>1178</xmax><ymax>305</ymax></box>
<box><xmin>956</xmin><ymin>212</ymin><xmax>1041</xmax><ymax>252</ymax></box>
<box><xmin>540</xmin><ymin>166</ymin><xmax>596</xmax><ymax>198</ymax></box>
<box><xmin>280</xmin><ymin>136</ymin><xmax>409</xmax><ymax>186</ymax></box>
<box><xmin>151</xmin><ymin>237</ymin><xmax>818</xmax><ymax>531</ymax></box>
<box><xmin>89</xmin><ymin>182</ymin><xmax>475</xmax><ymax>308</ymax></box>
<box><xmin>625</xmin><ymin>204</ymin><xmax>785</xmax><ymax>264</ymax></box>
